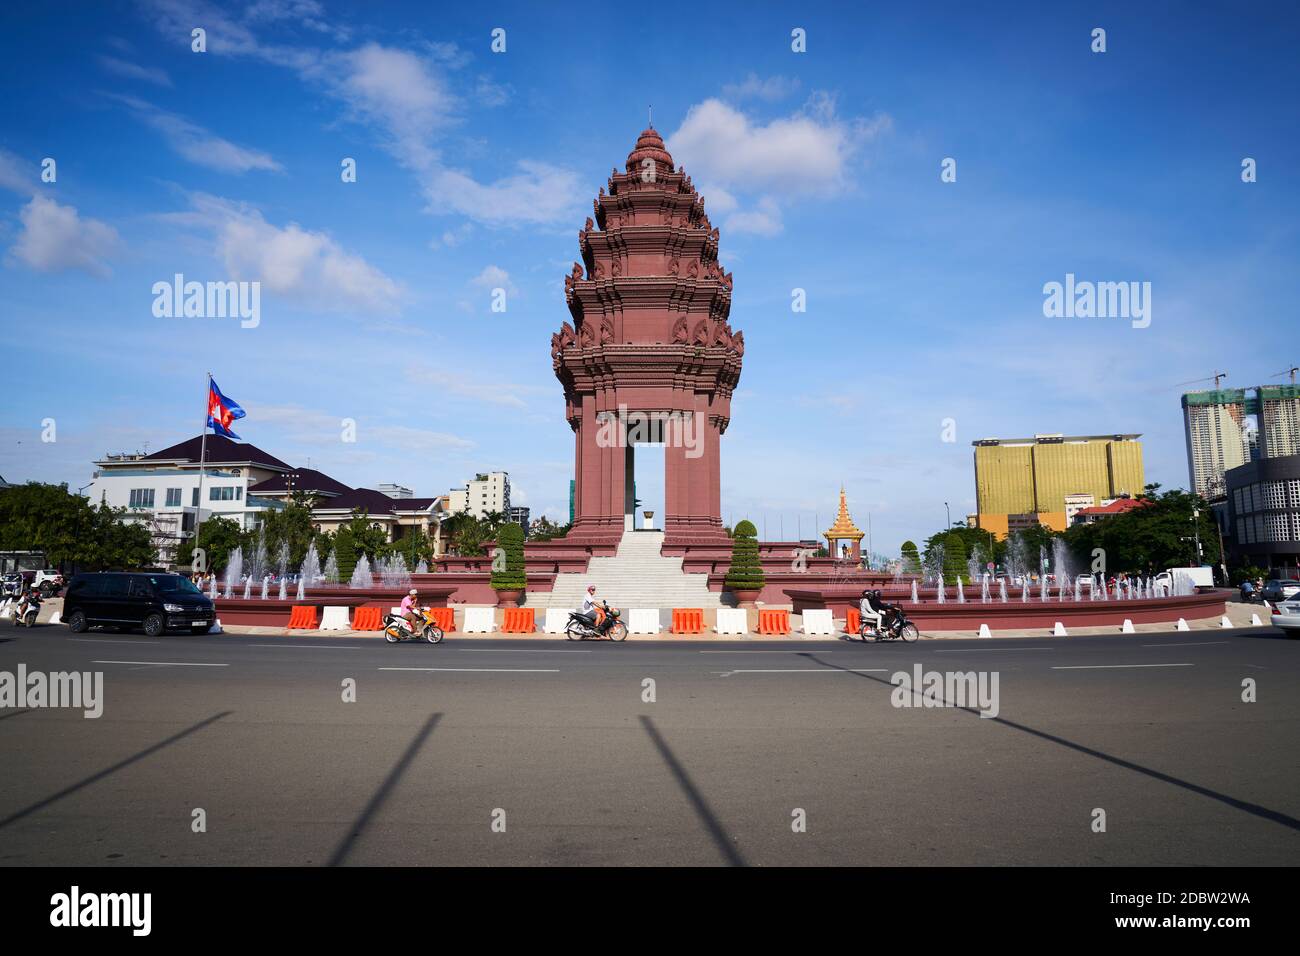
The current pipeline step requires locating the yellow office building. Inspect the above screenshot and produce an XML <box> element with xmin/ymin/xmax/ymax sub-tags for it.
<box><xmin>973</xmin><ymin>434</ymin><xmax>1145</xmax><ymax>538</ymax></box>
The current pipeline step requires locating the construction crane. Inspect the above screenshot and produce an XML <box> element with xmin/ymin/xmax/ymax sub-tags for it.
<box><xmin>1172</xmin><ymin>371</ymin><xmax>1228</xmax><ymax>390</ymax></box>
<box><xmin>1269</xmin><ymin>364</ymin><xmax>1299</xmax><ymax>385</ymax></box>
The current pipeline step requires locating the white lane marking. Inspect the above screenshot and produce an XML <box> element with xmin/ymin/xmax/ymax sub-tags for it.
<box><xmin>69</xmin><ymin>639</ymin><xmax>161</xmax><ymax>645</ymax></box>
<box><xmin>1140</xmin><ymin>641</ymin><xmax>1228</xmax><ymax>648</ymax></box>
<box><xmin>1052</xmin><ymin>663</ymin><xmax>1193</xmax><ymax>670</ymax></box>
<box><xmin>93</xmin><ymin>660</ymin><xmax>228</xmax><ymax>667</ymax></box>
<box><xmin>455</xmin><ymin>648</ymin><xmax>591</xmax><ymax>653</ymax></box>
<box><xmin>249</xmin><ymin>644</ymin><xmax>360</xmax><ymax>650</ymax></box>
<box><xmin>935</xmin><ymin>647</ymin><xmax>1054</xmax><ymax>653</ymax></box>
<box><xmin>378</xmin><ymin>667</ymin><xmax>560</xmax><ymax>673</ymax></box>
<box><xmin>699</xmin><ymin>650</ymin><xmax>835</xmax><ymax>654</ymax></box>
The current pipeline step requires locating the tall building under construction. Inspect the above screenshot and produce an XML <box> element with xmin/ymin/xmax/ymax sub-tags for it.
<box><xmin>972</xmin><ymin>434</ymin><xmax>1145</xmax><ymax>538</ymax></box>
<box><xmin>1182</xmin><ymin>385</ymin><xmax>1300</xmax><ymax>497</ymax></box>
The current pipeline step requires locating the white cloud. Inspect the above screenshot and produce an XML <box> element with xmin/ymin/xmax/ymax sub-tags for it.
<box><xmin>110</xmin><ymin>95</ymin><xmax>280</xmax><ymax>173</ymax></box>
<box><xmin>724</xmin><ymin>196</ymin><xmax>783</xmax><ymax>237</ymax></box>
<box><xmin>471</xmin><ymin>264</ymin><xmax>517</xmax><ymax>295</ymax></box>
<box><xmin>180</xmin><ymin>193</ymin><xmax>402</xmax><ymax>314</ymax></box>
<box><xmin>424</xmin><ymin>160</ymin><xmax>584</xmax><ymax>226</ymax></box>
<box><xmin>0</xmin><ymin>148</ymin><xmax>36</xmax><ymax>194</ymax></box>
<box><xmin>97</xmin><ymin>55</ymin><xmax>172</xmax><ymax>87</ymax></box>
<box><xmin>722</xmin><ymin>73</ymin><xmax>801</xmax><ymax>102</ymax></box>
<box><xmin>668</xmin><ymin>96</ymin><xmax>888</xmax><ymax>195</ymax></box>
<box><xmin>9</xmin><ymin>195</ymin><xmax>120</xmax><ymax>277</ymax></box>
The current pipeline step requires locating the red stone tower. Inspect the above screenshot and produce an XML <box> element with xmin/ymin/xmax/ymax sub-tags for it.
<box><xmin>552</xmin><ymin>127</ymin><xmax>743</xmax><ymax>552</ymax></box>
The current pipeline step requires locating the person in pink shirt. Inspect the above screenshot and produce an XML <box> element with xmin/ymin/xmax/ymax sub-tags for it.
<box><xmin>400</xmin><ymin>588</ymin><xmax>421</xmax><ymax>633</ymax></box>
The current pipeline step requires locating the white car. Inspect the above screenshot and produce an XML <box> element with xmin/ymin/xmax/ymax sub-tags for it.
<box><xmin>1269</xmin><ymin>598</ymin><xmax>1300</xmax><ymax>635</ymax></box>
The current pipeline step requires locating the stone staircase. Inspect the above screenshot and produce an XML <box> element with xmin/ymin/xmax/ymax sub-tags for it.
<box><xmin>538</xmin><ymin>531</ymin><xmax>725</xmax><ymax>610</ymax></box>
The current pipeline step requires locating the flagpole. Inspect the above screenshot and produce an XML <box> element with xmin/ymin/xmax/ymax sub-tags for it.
<box><xmin>194</xmin><ymin>372</ymin><xmax>212</xmax><ymax>569</ymax></box>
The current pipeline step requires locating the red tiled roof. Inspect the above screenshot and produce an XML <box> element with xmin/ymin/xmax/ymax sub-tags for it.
<box><xmin>249</xmin><ymin>468</ymin><xmax>352</xmax><ymax>496</ymax></box>
<box><xmin>143</xmin><ymin>435</ymin><xmax>291</xmax><ymax>470</ymax></box>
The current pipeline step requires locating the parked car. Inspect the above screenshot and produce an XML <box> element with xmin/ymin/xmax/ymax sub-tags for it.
<box><xmin>1269</xmin><ymin>593</ymin><xmax>1300</xmax><ymax>636</ymax></box>
<box><xmin>1260</xmin><ymin>579</ymin><xmax>1300</xmax><ymax>604</ymax></box>
<box><xmin>33</xmin><ymin>569</ymin><xmax>64</xmax><ymax>597</ymax></box>
<box><xmin>63</xmin><ymin>572</ymin><xmax>215</xmax><ymax>637</ymax></box>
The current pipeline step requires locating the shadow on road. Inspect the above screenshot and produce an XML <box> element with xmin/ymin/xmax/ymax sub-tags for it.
<box><xmin>0</xmin><ymin>710</ymin><xmax>233</xmax><ymax>831</ymax></box>
<box><xmin>639</xmin><ymin>715</ymin><xmax>747</xmax><ymax>867</ymax></box>
<box><xmin>797</xmin><ymin>652</ymin><xmax>1300</xmax><ymax>833</ymax></box>
<box><xmin>328</xmin><ymin>712</ymin><xmax>442</xmax><ymax>867</ymax></box>
<box><xmin>0</xmin><ymin>708</ymin><xmax>32</xmax><ymax>722</ymax></box>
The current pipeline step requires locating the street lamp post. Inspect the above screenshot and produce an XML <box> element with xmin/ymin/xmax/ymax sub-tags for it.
<box><xmin>944</xmin><ymin>501</ymin><xmax>951</xmax><ymax>529</ymax></box>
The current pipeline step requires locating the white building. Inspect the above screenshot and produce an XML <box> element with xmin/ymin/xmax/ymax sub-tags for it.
<box><xmin>447</xmin><ymin>471</ymin><xmax>510</xmax><ymax>519</ymax></box>
<box><xmin>1182</xmin><ymin>389</ymin><xmax>1253</xmax><ymax>499</ymax></box>
<box><xmin>88</xmin><ymin>435</ymin><xmax>292</xmax><ymax>565</ymax></box>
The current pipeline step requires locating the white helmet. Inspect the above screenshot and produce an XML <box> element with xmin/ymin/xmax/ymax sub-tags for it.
<box><xmin>408</xmin><ymin>588</ymin><xmax>418</xmax><ymax>596</ymax></box>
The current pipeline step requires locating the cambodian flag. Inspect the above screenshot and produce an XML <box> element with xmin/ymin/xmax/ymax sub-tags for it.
<box><xmin>207</xmin><ymin>378</ymin><xmax>246</xmax><ymax>439</ymax></box>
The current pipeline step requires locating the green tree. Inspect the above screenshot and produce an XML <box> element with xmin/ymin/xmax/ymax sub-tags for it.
<box><xmin>724</xmin><ymin>519</ymin><xmax>765</xmax><ymax>591</ymax></box>
<box><xmin>176</xmin><ymin>516</ymin><xmax>243</xmax><ymax>574</ymax></box>
<box><xmin>491</xmin><ymin>522</ymin><xmax>527</xmax><ymax>591</ymax></box>
<box><xmin>0</xmin><ymin>482</ymin><xmax>155</xmax><ymax>570</ymax></box>
<box><xmin>1063</xmin><ymin>487</ymin><xmax>1220</xmax><ymax>576</ymax></box>
<box><xmin>528</xmin><ymin>517</ymin><xmax>571</xmax><ymax>542</ymax></box>
<box><xmin>900</xmin><ymin>540</ymin><xmax>922</xmax><ymax>575</ymax></box>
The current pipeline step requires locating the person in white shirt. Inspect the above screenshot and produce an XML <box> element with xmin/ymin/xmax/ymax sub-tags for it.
<box><xmin>577</xmin><ymin>585</ymin><xmax>599</xmax><ymax>628</ymax></box>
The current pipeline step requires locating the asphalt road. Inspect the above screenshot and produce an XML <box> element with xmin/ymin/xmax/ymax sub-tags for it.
<box><xmin>1</xmin><ymin>621</ymin><xmax>1297</xmax><ymax>866</ymax></box>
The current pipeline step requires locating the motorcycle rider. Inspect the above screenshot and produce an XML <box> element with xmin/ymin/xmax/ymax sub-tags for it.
<box><xmin>399</xmin><ymin>588</ymin><xmax>422</xmax><ymax>634</ymax></box>
<box><xmin>16</xmin><ymin>586</ymin><xmax>41</xmax><ymax>626</ymax></box>
<box><xmin>576</xmin><ymin>585</ymin><xmax>600</xmax><ymax>631</ymax></box>
<box><xmin>859</xmin><ymin>588</ymin><xmax>889</xmax><ymax>635</ymax></box>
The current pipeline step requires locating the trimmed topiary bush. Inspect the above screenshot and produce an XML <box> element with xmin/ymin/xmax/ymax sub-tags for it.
<box><xmin>900</xmin><ymin>540</ymin><xmax>922</xmax><ymax>575</ymax></box>
<box><xmin>490</xmin><ymin>522</ymin><xmax>527</xmax><ymax>591</ymax></box>
<box><xmin>725</xmin><ymin>519</ymin><xmax>765</xmax><ymax>591</ymax></box>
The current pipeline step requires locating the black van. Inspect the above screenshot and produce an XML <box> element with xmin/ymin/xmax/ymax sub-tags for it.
<box><xmin>63</xmin><ymin>572</ymin><xmax>215</xmax><ymax>636</ymax></box>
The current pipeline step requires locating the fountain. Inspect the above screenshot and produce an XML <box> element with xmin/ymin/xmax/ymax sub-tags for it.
<box><xmin>247</xmin><ymin>525</ymin><xmax>269</xmax><ymax>585</ymax></box>
<box><xmin>390</xmin><ymin>553</ymin><xmax>412</xmax><ymax>589</ymax></box>
<box><xmin>956</xmin><ymin>578</ymin><xmax>965</xmax><ymax>603</ymax></box>
<box><xmin>209</xmin><ymin>573</ymin><xmax>218</xmax><ymax>601</ymax></box>
<box><xmin>981</xmin><ymin>573</ymin><xmax>991</xmax><ymax>603</ymax></box>
<box><xmin>242</xmin><ymin>576</ymin><xmax>252</xmax><ymax>600</ymax></box>
<box><xmin>224</xmin><ymin>548</ymin><xmax>244</xmax><ymax>599</ymax></box>
<box><xmin>415</xmin><ymin>558</ymin><xmax>428</xmax><ymax>575</ymax></box>
<box><xmin>936</xmin><ymin>573</ymin><xmax>946</xmax><ymax>604</ymax></box>
<box><xmin>278</xmin><ymin>576</ymin><xmax>287</xmax><ymax>600</ymax></box>
<box><xmin>322</xmin><ymin>551</ymin><xmax>339</xmax><ymax>585</ymax></box>
<box><xmin>998</xmin><ymin>578</ymin><xmax>1008</xmax><ymax>603</ymax></box>
<box><xmin>910</xmin><ymin>579</ymin><xmax>919</xmax><ymax>603</ymax></box>
<box><xmin>350</xmin><ymin>553</ymin><xmax>374</xmax><ymax>589</ymax></box>
<box><xmin>296</xmin><ymin>576</ymin><xmax>306</xmax><ymax>601</ymax></box>
<box><xmin>260</xmin><ymin>576</ymin><xmax>269</xmax><ymax>600</ymax></box>
<box><xmin>301</xmin><ymin>543</ymin><xmax>321</xmax><ymax>586</ymax></box>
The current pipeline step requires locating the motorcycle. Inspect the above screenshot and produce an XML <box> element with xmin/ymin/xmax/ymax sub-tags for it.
<box><xmin>858</xmin><ymin>604</ymin><xmax>919</xmax><ymax>643</ymax></box>
<box><xmin>14</xmin><ymin>592</ymin><xmax>41</xmax><ymax>628</ymax></box>
<box><xmin>381</xmin><ymin>607</ymin><xmax>445</xmax><ymax>644</ymax></box>
<box><xmin>566</xmin><ymin>601</ymin><xmax>627</xmax><ymax>642</ymax></box>
<box><xmin>1</xmin><ymin>574</ymin><xmax>22</xmax><ymax>601</ymax></box>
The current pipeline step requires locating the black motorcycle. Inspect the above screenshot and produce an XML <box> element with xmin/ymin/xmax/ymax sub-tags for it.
<box><xmin>857</xmin><ymin>604</ymin><xmax>919</xmax><ymax>643</ymax></box>
<box><xmin>14</xmin><ymin>591</ymin><xmax>41</xmax><ymax>628</ymax></box>
<box><xmin>566</xmin><ymin>601</ymin><xmax>627</xmax><ymax>642</ymax></box>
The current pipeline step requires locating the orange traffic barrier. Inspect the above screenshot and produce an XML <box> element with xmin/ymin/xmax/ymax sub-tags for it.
<box><xmin>846</xmin><ymin>608</ymin><xmax>861</xmax><ymax>633</ymax></box>
<box><xmin>352</xmin><ymin>607</ymin><xmax>383</xmax><ymax>631</ymax></box>
<box><xmin>671</xmin><ymin>608</ymin><xmax>704</xmax><ymax>634</ymax></box>
<box><xmin>758</xmin><ymin>608</ymin><xmax>791</xmax><ymax>635</ymax></box>
<box><xmin>502</xmin><ymin>608</ymin><xmax>536</xmax><ymax>633</ymax></box>
<box><xmin>426</xmin><ymin>607</ymin><xmax>455</xmax><ymax>632</ymax></box>
<box><xmin>288</xmin><ymin>605</ymin><xmax>318</xmax><ymax>629</ymax></box>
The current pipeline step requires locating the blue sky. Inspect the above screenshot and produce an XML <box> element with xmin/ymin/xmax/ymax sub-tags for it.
<box><xmin>1</xmin><ymin>0</ymin><xmax>1297</xmax><ymax>553</ymax></box>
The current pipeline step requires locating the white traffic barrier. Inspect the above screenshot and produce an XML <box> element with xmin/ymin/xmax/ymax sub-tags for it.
<box><xmin>389</xmin><ymin>606</ymin><xmax>402</xmax><ymax>615</ymax></box>
<box><xmin>715</xmin><ymin>608</ymin><xmax>748</xmax><ymax>635</ymax></box>
<box><xmin>1121</xmin><ymin>619</ymin><xmax>1135</xmax><ymax>634</ymax></box>
<box><xmin>319</xmin><ymin>606</ymin><xmax>351</xmax><ymax>631</ymax></box>
<box><xmin>0</xmin><ymin>603</ymin><xmax>12</xmax><ymax>620</ymax></box>
<box><xmin>463</xmin><ymin>607</ymin><xmax>495</xmax><ymax>633</ymax></box>
<box><xmin>208</xmin><ymin>619</ymin><xmax>223</xmax><ymax>634</ymax></box>
<box><xmin>48</xmin><ymin>611</ymin><xmax>61</xmax><ymax>625</ymax></box>
<box><xmin>1219</xmin><ymin>615</ymin><xmax>1233</xmax><ymax>629</ymax></box>
<box><xmin>627</xmin><ymin>608</ymin><xmax>660</xmax><ymax>635</ymax></box>
<box><xmin>802</xmin><ymin>609</ymin><xmax>835</xmax><ymax>636</ymax></box>
<box><xmin>1176</xmin><ymin>618</ymin><xmax>1190</xmax><ymax>631</ymax></box>
<box><xmin>543</xmin><ymin>608</ymin><xmax>571</xmax><ymax>634</ymax></box>
<box><xmin>1251</xmin><ymin>613</ymin><xmax>1263</xmax><ymax>627</ymax></box>
<box><xmin>978</xmin><ymin>624</ymin><xmax>992</xmax><ymax>639</ymax></box>
<box><xmin>1053</xmin><ymin>621</ymin><xmax>1068</xmax><ymax>637</ymax></box>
